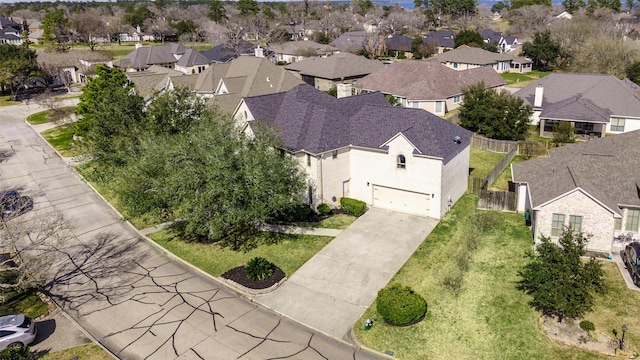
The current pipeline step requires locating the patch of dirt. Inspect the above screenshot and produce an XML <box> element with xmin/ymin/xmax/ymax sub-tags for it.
<box><xmin>540</xmin><ymin>316</ymin><xmax>635</xmax><ymax>358</ymax></box>
<box><xmin>221</xmin><ymin>265</ymin><xmax>285</xmax><ymax>290</ymax></box>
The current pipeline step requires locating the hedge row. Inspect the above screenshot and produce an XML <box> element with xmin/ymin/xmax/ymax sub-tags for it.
<box><xmin>340</xmin><ymin>197</ymin><xmax>367</xmax><ymax>217</ymax></box>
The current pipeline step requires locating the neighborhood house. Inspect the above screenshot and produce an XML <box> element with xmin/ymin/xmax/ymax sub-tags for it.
<box><xmin>235</xmin><ymin>84</ymin><xmax>473</xmax><ymax>219</ymax></box>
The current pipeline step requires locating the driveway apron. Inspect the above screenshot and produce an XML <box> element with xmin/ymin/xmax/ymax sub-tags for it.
<box><xmin>256</xmin><ymin>208</ymin><xmax>438</xmax><ymax>341</ymax></box>
<box><xmin>0</xmin><ymin>103</ymin><xmax>384</xmax><ymax>360</ymax></box>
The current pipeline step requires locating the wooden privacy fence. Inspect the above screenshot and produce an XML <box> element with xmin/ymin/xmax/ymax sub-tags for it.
<box><xmin>477</xmin><ymin>189</ymin><xmax>518</xmax><ymax>211</ymax></box>
<box><xmin>467</xmin><ymin>147</ymin><xmax>517</xmax><ymax>195</ymax></box>
<box><xmin>471</xmin><ymin>135</ymin><xmax>561</xmax><ymax>156</ymax></box>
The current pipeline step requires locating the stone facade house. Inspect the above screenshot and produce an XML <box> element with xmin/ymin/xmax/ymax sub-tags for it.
<box><xmin>235</xmin><ymin>84</ymin><xmax>473</xmax><ymax>218</ymax></box>
<box><xmin>356</xmin><ymin>60</ymin><xmax>504</xmax><ymax>116</ymax></box>
<box><xmin>284</xmin><ymin>53</ymin><xmax>384</xmax><ymax>92</ymax></box>
<box><xmin>512</xmin><ymin>130</ymin><xmax>640</xmax><ymax>254</ymax></box>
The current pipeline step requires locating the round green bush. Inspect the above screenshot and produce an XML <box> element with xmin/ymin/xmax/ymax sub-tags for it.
<box><xmin>376</xmin><ymin>283</ymin><xmax>427</xmax><ymax>326</ymax></box>
<box><xmin>580</xmin><ymin>320</ymin><xmax>595</xmax><ymax>332</ymax></box>
<box><xmin>316</xmin><ymin>203</ymin><xmax>332</xmax><ymax>215</ymax></box>
<box><xmin>245</xmin><ymin>257</ymin><xmax>274</xmax><ymax>281</ymax></box>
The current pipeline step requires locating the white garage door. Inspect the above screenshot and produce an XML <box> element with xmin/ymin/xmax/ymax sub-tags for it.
<box><xmin>372</xmin><ymin>185</ymin><xmax>430</xmax><ymax>216</ymax></box>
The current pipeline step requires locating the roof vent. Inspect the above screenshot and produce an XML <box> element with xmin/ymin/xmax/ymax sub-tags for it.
<box><xmin>453</xmin><ymin>135</ymin><xmax>461</xmax><ymax>144</ymax></box>
<box><xmin>266</xmin><ymin>77</ymin><xmax>270</xmax><ymax>82</ymax></box>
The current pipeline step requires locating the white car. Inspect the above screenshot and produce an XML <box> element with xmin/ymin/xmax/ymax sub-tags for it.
<box><xmin>0</xmin><ymin>314</ymin><xmax>37</xmax><ymax>350</ymax></box>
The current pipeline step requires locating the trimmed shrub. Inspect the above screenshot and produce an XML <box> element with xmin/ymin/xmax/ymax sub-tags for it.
<box><xmin>316</xmin><ymin>203</ymin><xmax>332</xmax><ymax>215</ymax></box>
<box><xmin>580</xmin><ymin>320</ymin><xmax>595</xmax><ymax>332</ymax></box>
<box><xmin>0</xmin><ymin>345</ymin><xmax>30</xmax><ymax>360</ymax></box>
<box><xmin>340</xmin><ymin>197</ymin><xmax>367</xmax><ymax>217</ymax></box>
<box><xmin>273</xmin><ymin>202</ymin><xmax>313</xmax><ymax>222</ymax></box>
<box><xmin>245</xmin><ymin>257</ymin><xmax>274</xmax><ymax>281</ymax></box>
<box><xmin>376</xmin><ymin>283</ymin><xmax>427</xmax><ymax>326</ymax></box>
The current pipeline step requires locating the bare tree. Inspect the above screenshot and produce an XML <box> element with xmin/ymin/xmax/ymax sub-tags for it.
<box><xmin>364</xmin><ymin>33</ymin><xmax>387</xmax><ymax>57</ymax></box>
<box><xmin>506</xmin><ymin>5</ymin><xmax>553</xmax><ymax>35</ymax></box>
<box><xmin>70</xmin><ymin>9</ymin><xmax>106</xmax><ymax>50</ymax></box>
<box><xmin>1</xmin><ymin>206</ymin><xmax>73</xmax><ymax>293</ymax></box>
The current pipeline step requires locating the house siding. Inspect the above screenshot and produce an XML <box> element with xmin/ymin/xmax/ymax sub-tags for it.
<box><xmin>536</xmin><ymin>190</ymin><xmax>614</xmax><ymax>254</ymax></box>
<box><xmin>439</xmin><ymin>146</ymin><xmax>470</xmax><ymax>216</ymax></box>
<box><xmin>605</xmin><ymin>117</ymin><xmax>640</xmax><ymax>134</ymax></box>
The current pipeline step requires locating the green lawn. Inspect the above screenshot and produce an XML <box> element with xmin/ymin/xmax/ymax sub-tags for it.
<box><xmin>469</xmin><ymin>148</ymin><xmax>506</xmax><ymax>178</ymax></box>
<box><xmin>27</xmin><ymin>107</ymin><xmax>75</xmax><ymax>125</ymax></box>
<box><xmin>353</xmin><ymin>195</ymin><xmax>636</xmax><ymax>360</ymax></box>
<box><xmin>490</xmin><ymin>155</ymin><xmax>526</xmax><ymax>191</ymax></box>
<box><xmin>149</xmin><ymin>230</ymin><xmax>333</xmax><ymax>277</ymax></box>
<box><xmin>501</xmin><ymin>70</ymin><xmax>551</xmax><ymax>87</ymax></box>
<box><xmin>290</xmin><ymin>213</ymin><xmax>357</xmax><ymax>230</ymax></box>
<box><xmin>0</xmin><ymin>95</ymin><xmax>20</xmax><ymax>107</ymax></box>
<box><xmin>37</xmin><ymin>344</ymin><xmax>113</xmax><ymax>360</ymax></box>
<box><xmin>0</xmin><ymin>272</ymin><xmax>48</xmax><ymax>319</ymax></box>
<box><xmin>41</xmin><ymin>124</ymin><xmax>80</xmax><ymax>157</ymax></box>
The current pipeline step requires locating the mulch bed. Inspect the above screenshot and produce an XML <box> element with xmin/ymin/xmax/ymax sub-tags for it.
<box><xmin>221</xmin><ymin>265</ymin><xmax>285</xmax><ymax>290</ymax></box>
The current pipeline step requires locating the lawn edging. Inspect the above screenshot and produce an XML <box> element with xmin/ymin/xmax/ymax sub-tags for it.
<box><xmin>346</xmin><ymin>327</ymin><xmax>395</xmax><ymax>359</ymax></box>
<box><xmin>219</xmin><ymin>275</ymin><xmax>287</xmax><ymax>298</ymax></box>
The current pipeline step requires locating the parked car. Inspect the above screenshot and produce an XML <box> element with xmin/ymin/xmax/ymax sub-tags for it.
<box><xmin>0</xmin><ymin>191</ymin><xmax>33</xmax><ymax>218</ymax></box>
<box><xmin>0</xmin><ymin>314</ymin><xmax>37</xmax><ymax>350</ymax></box>
<box><xmin>622</xmin><ymin>242</ymin><xmax>640</xmax><ymax>287</ymax></box>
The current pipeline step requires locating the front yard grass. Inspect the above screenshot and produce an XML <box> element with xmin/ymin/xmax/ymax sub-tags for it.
<box><xmin>290</xmin><ymin>213</ymin><xmax>357</xmax><ymax>230</ymax></box>
<box><xmin>469</xmin><ymin>148</ymin><xmax>506</xmax><ymax>178</ymax></box>
<box><xmin>0</xmin><ymin>272</ymin><xmax>48</xmax><ymax>319</ymax></box>
<box><xmin>0</xmin><ymin>95</ymin><xmax>20</xmax><ymax>107</ymax></box>
<box><xmin>27</xmin><ymin>107</ymin><xmax>75</xmax><ymax>125</ymax></box>
<box><xmin>37</xmin><ymin>344</ymin><xmax>113</xmax><ymax>360</ymax></box>
<box><xmin>353</xmin><ymin>194</ymin><xmax>637</xmax><ymax>359</ymax></box>
<box><xmin>149</xmin><ymin>230</ymin><xmax>333</xmax><ymax>277</ymax></box>
<box><xmin>501</xmin><ymin>70</ymin><xmax>551</xmax><ymax>87</ymax></box>
<box><xmin>41</xmin><ymin>124</ymin><xmax>80</xmax><ymax>157</ymax></box>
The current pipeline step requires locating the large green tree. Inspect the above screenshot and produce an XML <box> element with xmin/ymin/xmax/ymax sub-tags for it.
<box><xmin>145</xmin><ymin>87</ymin><xmax>207</xmax><ymax>135</ymax></box>
<box><xmin>626</xmin><ymin>61</ymin><xmax>640</xmax><ymax>86</ymax></box>
<box><xmin>123</xmin><ymin>5</ymin><xmax>154</xmax><ymax>28</ymax></box>
<box><xmin>41</xmin><ymin>9</ymin><xmax>71</xmax><ymax>52</ymax></box>
<box><xmin>236</xmin><ymin>0</ymin><xmax>260</xmax><ymax>17</ymax></box>
<box><xmin>517</xmin><ymin>229</ymin><xmax>605</xmax><ymax>322</ymax></box>
<box><xmin>414</xmin><ymin>0</ymin><xmax>476</xmax><ymax>18</ymax></box>
<box><xmin>0</xmin><ymin>44</ymin><xmax>40</xmax><ymax>99</ymax></box>
<box><xmin>458</xmin><ymin>82</ymin><xmax>532</xmax><ymax>141</ymax></box>
<box><xmin>522</xmin><ymin>30</ymin><xmax>562</xmax><ymax>70</ymax></box>
<box><xmin>208</xmin><ymin>0</ymin><xmax>228</xmax><ymax>23</ymax></box>
<box><xmin>562</xmin><ymin>0</ymin><xmax>585</xmax><ymax>13</ymax></box>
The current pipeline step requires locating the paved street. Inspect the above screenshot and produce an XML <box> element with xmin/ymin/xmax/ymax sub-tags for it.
<box><xmin>0</xmin><ymin>103</ymin><xmax>385</xmax><ymax>359</ymax></box>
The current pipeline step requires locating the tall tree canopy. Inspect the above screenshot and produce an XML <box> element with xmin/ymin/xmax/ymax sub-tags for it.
<box><xmin>517</xmin><ymin>229</ymin><xmax>605</xmax><ymax>322</ymax></box>
<box><xmin>458</xmin><ymin>82</ymin><xmax>532</xmax><ymax>141</ymax></box>
<box><xmin>208</xmin><ymin>0</ymin><xmax>228</xmax><ymax>23</ymax></box>
<box><xmin>41</xmin><ymin>9</ymin><xmax>71</xmax><ymax>51</ymax></box>
<box><xmin>414</xmin><ymin>0</ymin><xmax>477</xmax><ymax>17</ymax></box>
<box><xmin>0</xmin><ymin>43</ymin><xmax>40</xmax><ymax>99</ymax></box>
<box><xmin>522</xmin><ymin>30</ymin><xmax>562</xmax><ymax>70</ymax></box>
<box><xmin>123</xmin><ymin>5</ymin><xmax>155</xmax><ymax>28</ymax></box>
<box><xmin>236</xmin><ymin>0</ymin><xmax>260</xmax><ymax>17</ymax></box>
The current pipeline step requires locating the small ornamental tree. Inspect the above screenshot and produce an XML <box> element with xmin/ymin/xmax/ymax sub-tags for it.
<box><xmin>517</xmin><ymin>228</ymin><xmax>605</xmax><ymax>322</ymax></box>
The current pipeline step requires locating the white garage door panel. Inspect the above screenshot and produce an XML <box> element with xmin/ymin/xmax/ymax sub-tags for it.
<box><xmin>373</xmin><ymin>185</ymin><xmax>430</xmax><ymax>215</ymax></box>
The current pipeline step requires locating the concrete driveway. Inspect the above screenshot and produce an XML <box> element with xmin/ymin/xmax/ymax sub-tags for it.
<box><xmin>256</xmin><ymin>208</ymin><xmax>437</xmax><ymax>341</ymax></box>
<box><xmin>0</xmin><ymin>103</ymin><xmax>385</xmax><ymax>359</ymax></box>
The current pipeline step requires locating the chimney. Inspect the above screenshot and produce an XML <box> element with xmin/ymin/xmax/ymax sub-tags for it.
<box><xmin>255</xmin><ymin>45</ymin><xmax>264</xmax><ymax>58</ymax></box>
<box><xmin>337</xmin><ymin>83</ymin><xmax>352</xmax><ymax>98</ymax></box>
<box><xmin>534</xmin><ymin>85</ymin><xmax>544</xmax><ymax>108</ymax></box>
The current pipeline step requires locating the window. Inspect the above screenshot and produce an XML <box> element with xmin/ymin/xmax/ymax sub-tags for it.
<box><xmin>626</xmin><ymin>209</ymin><xmax>640</xmax><ymax>232</ymax></box>
<box><xmin>453</xmin><ymin>62</ymin><xmax>458</xmax><ymax>69</ymax></box>
<box><xmin>411</xmin><ymin>101</ymin><xmax>419</xmax><ymax>108</ymax></box>
<box><xmin>435</xmin><ymin>101</ymin><xmax>443</xmax><ymax>113</ymax></box>
<box><xmin>569</xmin><ymin>215</ymin><xmax>582</xmax><ymax>232</ymax></box>
<box><xmin>397</xmin><ymin>155</ymin><xmax>406</xmax><ymax>169</ymax></box>
<box><xmin>332</xmin><ymin>150</ymin><xmax>338</xmax><ymax>159</ymax></box>
<box><xmin>308</xmin><ymin>186</ymin><xmax>313</xmax><ymax>204</ymax></box>
<box><xmin>453</xmin><ymin>95</ymin><xmax>461</xmax><ymax>104</ymax></box>
<box><xmin>551</xmin><ymin>213</ymin><xmax>565</xmax><ymax>236</ymax></box>
<box><xmin>306</xmin><ymin>154</ymin><xmax>311</xmax><ymax>166</ymax></box>
<box><xmin>615</xmin><ymin>218</ymin><xmax>622</xmax><ymax>231</ymax></box>
<box><xmin>611</xmin><ymin>118</ymin><xmax>625</xmax><ymax>132</ymax></box>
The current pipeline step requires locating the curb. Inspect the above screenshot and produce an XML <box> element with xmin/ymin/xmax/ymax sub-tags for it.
<box><xmin>346</xmin><ymin>326</ymin><xmax>396</xmax><ymax>359</ymax></box>
<box><xmin>219</xmin><ymin>275</ymin><xmax>287</xmax><ymax>298</ymax></box>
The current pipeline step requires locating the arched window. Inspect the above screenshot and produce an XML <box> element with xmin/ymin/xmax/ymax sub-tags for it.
<box><xmin>397</xmin><ymin>155</ymin><xmax>406</xmax><ymax>169</ymax></box>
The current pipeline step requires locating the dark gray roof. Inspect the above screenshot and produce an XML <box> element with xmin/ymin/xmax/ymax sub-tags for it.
<box><xmin>115</xmin><ymin>43</ymin><xmax>188</xmax><ymax>70</ymax></box>
<box><xmin>243</xmin><ymin>84</ymin><xmax>473</xmax><ymax>160</ymax></box>
<box><xmin>514</xmin><ymin>73</ymin><xmax>640</xmax><ymax>121</ymax></box>
<box><xmin>0</xmin><ymin>16</ymin><xmax>20</xmax><ymax>31</ymax></box>
<box><xmin>176</xmin><ymin>48</ymin><xmax>211</xmax><ymax>67</ymax></box>
<box><xmin>430</xmin><ymin>45</ymin><xmax>515</xmax><ymax>65</ymax></box>
<box><xmin>385</xmin><ymin>35</ymin><xmax>412</xmax><ymax>52</ymax></box>
<box><xmin>479</xmin><ymin>29</ymin><xmax>502</xmax><ymax>43</ymax></box>
<box><xmin>424</xmin><ymin>30</ymin><xmax>455</xmax><ymax>48</ymax></box>
<box><xmin>512</xmin><ymin>130</ymin><xmax>640</xmax><ymax>213</ymax></box>
<box><xmin>357</xmin><ymin>60</ymin><xmax>504</xmax><ymax>101</ymax></box>
<box><xmin>330</xmin><ymin>31</ymin><xmax>367</xmax><ymax>52</ymax></box>
<box><xmin>284</xmin><ymin>52</ymin><xmax>384</xmax><ymax>80</ymax></box>
<box><xmin>200</xmin><ymin>40</ymin><xmax>257</xmax><ymax>63</ymax></box>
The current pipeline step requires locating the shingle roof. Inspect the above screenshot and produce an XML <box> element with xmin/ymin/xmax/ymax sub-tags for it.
<box><xmin>514</xmin><ymin>73</ymin><xmax>640</xmax><ymax>120</ymax></box>
<box><xmin>200</xmin><ymin>40</ymin><xmax>257</xmax><ymax>63</ymax></box>
<box><xmin>479</xmin><ymin>29</ymin><xmax>502</xmax><ymax>43</ymax></box>
<box><xmin>430</xmin><ymin>46</ymin><xmax>514</xmax><ymax>65</ymax></box>
<box><xmin>269</xmin><ymin>40</ymin><xmax>337</xmax><ymax>56</ymax></box>
<box><xmin>512</xmin><ymin>130</ymin><xmax>640</xmax><ymax>213</ymax></box>
<box><xmin>115</xmin><ymin>43</ymin><xmax>188</xmax><ymax>70</ymax></box>
<box><xmin>169</xmin><ymin>74</ymin><xmax>198</xmax><ymax>91</ymax></box>
<box><xmin>193</xmin><ymin>56</ymin><xmax>304</xmax><ymax>113</ymax></box>
<box><xmin>176</xmin><ymin>48</ymin><xmax>211</xmax><ymax>67</ymax></box>
<box><xmin>284</xmin><ymin>53</ymin><xmax>384</xmax><ymax>80</ymax></box>
<box><xmin>356</xmin><ymin>60</ymin><xmax>504</xmax><ymax>101</ymax></box>
<box><xmin>385</xmin><ymin>35</ymin><xmax>412</xmax><ymax>52</ymax></box>
<box><xmin>330</xmin><ymin>31</ymin><xmax>367</xmax><ymax>52</ymax></box>
<box><xmin>424</xmin><ymin>30</ymin><xmax>455</xmax><ymax>48</ymax></box>
<box><xmin>243</xmin><ymin>84</ymin><xmax>473</xmax><ymax>159</ymax></box>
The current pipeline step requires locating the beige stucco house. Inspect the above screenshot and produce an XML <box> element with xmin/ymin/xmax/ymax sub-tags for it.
<box><xmin>234</xmin><ymin>84</ymin><xmax>473</xmax><ymax>218</ymax></box>
<box><xmin>514</xmin><ymin>73</ymin><xmax>640</xmax><ymax>138</ymax></box>
<box><xmin>512</xmin><ymin>131</ymin><xmax>640</xmax><ymax>254</ymax></box>
<box><xmin>429</xmin><ymin>45</ymin><xmax>531</xmax><ymax>74</ymax></box>
<box><xmin>269</xmin><ymin>40</ymin><xmax>338</xmax><ymax>64</ymax></box>
<box><xmin>356</xmin><ymin>60</ymin><xmax>504</xmax><ymax>116</ymax></box>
